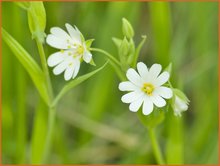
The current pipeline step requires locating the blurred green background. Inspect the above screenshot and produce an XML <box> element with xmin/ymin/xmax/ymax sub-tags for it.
<box><xmin>2</xmin><ymin>1</ymin><xmax>218</xmax><ymax>164</ymax></box>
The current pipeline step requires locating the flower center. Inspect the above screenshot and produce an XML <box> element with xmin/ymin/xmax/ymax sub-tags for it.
<box><xmin>142</xmin><ymin>83</ymin><xmax>154</xmax><ymax>95</ymax></box>
<box><xmin>76</xmin><ymin>45</ymin><xmax>84</xmax><ymax>55</ymax></box>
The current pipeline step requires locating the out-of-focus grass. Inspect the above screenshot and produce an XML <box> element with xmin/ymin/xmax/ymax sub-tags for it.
<box><xmin>2</xmin><ymin>1</ymin><xmax>218</xmax><ymax>164</ymax></box>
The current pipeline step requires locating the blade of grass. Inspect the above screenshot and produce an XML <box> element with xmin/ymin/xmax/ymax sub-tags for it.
<box><xmin>2</xmin><ymin>28</ymin><xmax>49</xmax><ymax>105</ymax></box>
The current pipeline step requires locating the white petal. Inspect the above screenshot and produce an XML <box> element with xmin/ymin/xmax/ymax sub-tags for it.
<box><xmin>83</xmin><ymin>51</ymin><xmax>92</xmax><ymax>63</ymax></box>
<box><xmin>137</xmin><ymin>62</ymin><xmax>148</xmax><ymax>81</ymax></box>
<box><xmin>119</xmin><ymin>81</ymin><xmax>138</xmax><ymax>91</ymax></box>
<box><xmin>154</xmin><ymin>86</ymin><xmax>173</xmax><ymax>99</ymax></box>
<box><xmin>121</xmin><ymin>91</ymin><xmax>143</xmax><ymax>103</ymax></box>
<box><xmin>47</xmin><ymin>51</ymin><xmax>65</xmax><ymax>67</ymax></box>
<box><xmin>154</xmin><ymin>71</ymin><xmax>170</xmax><ymax>87</ymax></box>
<box><xmin>64</xmin><ymin>65</ymin><xmax>75</xmax><ymax>81</ymax></box>
<box><xmin>129</xmin><ymin>97</ymin><xmax>144</xmax><ymax>112</ymax></box>
<box><xmin>149</xmin><ymin>64</ymin><xmax>162</xmax><ymax>81</ymax></box>
<box><xmin>53</xmin><ymin>61</ymin><xmax>69</xmax><ymax>75</ymax></box>
<box><xmin>126</xmin><ymin>68</ymin><xmax>143</xmax><ymax>87</ymax></box>
<box><xmin>150</xmin><ymin>95</ymin><xmax>166</xmax><ymax>108</ymax></box>
<box><xmin>46</xmin><ymin>34</ymin><xmax>68</xmax><ymax>49</ymax></box>
<box><xmin>50</xmin><ymin>27</ymin><xmax>71</xmax><ymax>40</ymax></box>
<box><xmin>142</xmin><ymin>97</ymin><xmax>154</xmax><ymax>115</ymax></box>
<box><xmin>72</xmin><ymin>60</ymin><xmax>80</xmax><ymax>79</ymax></box>
<box><xmin>65</xmin><ymin>23</ymin><xmax>81</xmax><ymax>43</ymax></box>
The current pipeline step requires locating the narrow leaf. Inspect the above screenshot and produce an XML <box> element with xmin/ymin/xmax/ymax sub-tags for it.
<box><xmin>52</xmin><ymin>61</ymin><xmax>109</xmax><ymax>106</ymax></box>
<box><xmin>112</xmin><ymin>37</ymin><xmax>122</xmax><ymax>49</ymax></box>
<box><xmin>132</xmin><ymin>35</ymin><xmax>147</xmax><ymax>67</ymax></box>
<box><xmin>2</xmin><ymin>28</ymin><xmax>49</xmax><ymax>104</ymax></box>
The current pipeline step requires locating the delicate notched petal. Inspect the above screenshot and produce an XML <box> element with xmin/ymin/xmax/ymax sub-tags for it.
<box><xmin>83</xmin><ymin>51</ymin><xmax>92</xmax><ymax>63</ymax></box>
<box><xmin>155</xmin><ymin>86</ymin><xmax>173</xmax><ymax>99</ymax></box>
<box><xmin>72</xmin><ymin>60</ymin><xmax>80</xmax><ymax>79</ymax></box>
<box><xmin>149</xmin><ymin>64</ymin><xmax>162</xmax><ymax>81</ymax></box>
<box><xmin>143</xmin><ymin>97</ymin><xmax>153</xmax><ymax>115</ymax></box>
<box><xmin>137</xmin><ymin>62</ymin><xmax>148</xmax><ymax>81</ymax></box>
<box><xmin>53</xmin><ymin>60</ymin><xmax>69</xmax><ymax>75</ymax></box>
<box><xmin>126</xmin><ymin>68</ymin><xmax>143</xmax><ymax>87</ymax></box>
<box><xmin>154</xmin><ymin>71</ymin><xmax>170</xmax><ymax>87</ymax></box>
<box><xmin>46</xmin><ymin>34</ymin><xmax>69</xmax><ymax>49</ymax></box>
<box><xmin>65</xmin><ymin>23</ymin><xmax>81</xmax><ymax>43</ymax></box>
<box><xmin>121</xmin><ymin>91</ymin><xmax>144</xmax><ymax>103</ymax></box>
<box><xmin>150</xmin><ymin>95</ymin><xmax>166</xmax><ymax>108</ymax></box>
<box><xmin>64</xmin><ymin>65</ymin><xmax>75</xmax><ymax>81</ymax></box>
<box><xmin>50</xmin><ymin>27</ymin><xmax>71</xmax><ymax>40</ymax></box>
<box><xmin>129</xmin><ymin>97</ymin><xmax>144</xmax><ymax>112</ymax></box>
<box><xmin>119</xmin><ymin>81</ymin><xmax>137</xmax><ymax>91</ymax></box>
<box><xmin>47</xmin><ymin>51</ymin><xmax>66</xmax><ymax>67</ymax></box>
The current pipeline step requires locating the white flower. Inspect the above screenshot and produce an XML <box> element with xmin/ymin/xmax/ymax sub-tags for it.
<box><xmin>46</xmin><ymin>23</ymin><xmax>93</xmax><ymax>81</ymax></box>
<box><xmin>119</xmin><ymin>62</ymin><xmax>173</xmax><ymax>115</ymax></box>
<box><xmin>173</xmin><ymin>96</ymin><xmax>189</xmax><ymax>117</ymax></box>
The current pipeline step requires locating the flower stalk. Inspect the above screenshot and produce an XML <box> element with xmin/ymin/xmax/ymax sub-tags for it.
<box><xmin>35</xmin><ymin>39</ymin><xmax>55</xmax><ymax>163</ymax></box>
<box><xmin>148</xmin><ymin>128</ymin><xmax>165</xmax><ymax>164</ymax></box>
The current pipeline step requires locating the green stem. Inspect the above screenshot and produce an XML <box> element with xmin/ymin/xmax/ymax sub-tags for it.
<box><xmin>90</xmin><ymin>47</ymin><xmax>126</xmax><ymax>81</ymax></box>
<box><xmin>41</xmin><ymin>107</ymin><xmax>56</xmax><ymax>163</ymax></box>
<box><xmin>90</xmin><ymin>48</ymin><xmax>121</xmax><ymax>66</ymax></box>
<box><xmin>35</xmin><ymin>39</ymin><xmax>55</xmax><ymax>163</ymax></box>
<box><xmin>36</xmin><ymin>39</ymin><xmax>54</xmax><ymax>102</ymax></box>
<box><xmin>148</xmin><ymin>128</ymin><xmax>166</xmax><ymax>164</ymax></box>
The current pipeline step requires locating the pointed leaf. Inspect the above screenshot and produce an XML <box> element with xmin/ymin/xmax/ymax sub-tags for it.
<box><xmin>112</xmin><ymin>37</ymin><xmax>122</xmax><ymax>49</ymax></box>
<box><xmin>2</xmin><ymin>28</ymin><xmax>49</xmax><ymax>104</ymax></box>
<box><xmin>85</xmin><ymin>39</ymin><xmax>95</xmax><ymax>49</ymax></box>
<box><xmin>132</xmin><ymin>35</ymin><xmax>147</xmax><ymax>67</ymax></box>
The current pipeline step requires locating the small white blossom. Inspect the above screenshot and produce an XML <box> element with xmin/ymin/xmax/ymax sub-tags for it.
<box><xmin>173</xmin><ymin>95</ymin><xmax>189</xmax><ymax>117</ymax></box>
<box><xmin>119</xmin><ymin>62</ymin><xmax>173</xmax><ymax>115</ymax></box>
<box><xmin>46</xmin><ymin>23</ymin><xmax>92</xmax><ymax>81</ymax></box>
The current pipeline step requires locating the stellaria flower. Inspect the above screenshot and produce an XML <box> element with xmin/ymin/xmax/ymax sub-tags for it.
<box><xmin>119</xmin><ymin>62</ymin><xmax>173</xmax><ymax>115</ymax></box>
<box><xmin>46</xmin><ymin>23</ymin><xmax>93</xmax><ymax>81</ymax></box>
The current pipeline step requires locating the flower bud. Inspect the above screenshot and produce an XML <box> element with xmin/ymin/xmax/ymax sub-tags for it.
<box><xmin>119</xmin><ymin>37</ymin><xmax>129</xmax><ymax>58</ymax></box>
<box><xmin>172</xmin><ymin>89</ymin><xmax>189</xmax><ymax>117</ymax></box>
<box><xmin>122</xmin><ymin>18</ymin><xmax>134</xmax><ymax>39</ymax></box>
<box><xmin>27</xmin><ymin>2</ymin><xmax>46</xmax><ymax>43</ymax></box>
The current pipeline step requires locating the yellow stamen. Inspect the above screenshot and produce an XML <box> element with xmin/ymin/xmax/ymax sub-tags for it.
<box><xmin>142</xmin><ymin>83</ymin><xmax>154</xmax><ymax>96</ymax></box>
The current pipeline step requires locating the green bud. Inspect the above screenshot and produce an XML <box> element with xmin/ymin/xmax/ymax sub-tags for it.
<box><xmin>173</xmin><ymin>89</ymin><xmax>190</xmax><ymax>103</ymax></box>
<box><xmin>122</xmin><ymin>18</ymin><xmax>134</xmax><ymax>39</ymax></box>
<box><xmin>27</xmin><ymin>2</ymin><xmax>46</xmax><ymax>43</ymax></box>
<box><xmin>112</xmin><ymin>37</ymin><xmax>122</xmax><ymax>49</ymax></box>
<box><xmin>119</xmin><ymin>37</ymin><xmax>129</xmax><ymax>57</ymax></box>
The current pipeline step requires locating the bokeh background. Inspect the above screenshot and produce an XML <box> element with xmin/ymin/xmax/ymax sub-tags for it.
<box><xmin>2</xmin><ymin>1</ymin><xmax>218</xmax><ymax>164</ymax></box>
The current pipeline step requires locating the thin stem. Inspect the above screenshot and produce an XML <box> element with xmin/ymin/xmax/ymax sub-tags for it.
<box><xmin>41</xmin><ymin>107</ymin><xmax>56</xmax><ymax>163</ymax></box>
<box><xmin>35</xmin><ymin>39</ymin><xmax>55</xmax><ymax>163</ymax></box>
<box><xmin>148</xmin><ymin>128</ymin><xmax>166</xmax><ymax>164</ymax></box>
<box><xmin>90</xmin><ymin>48</ymin><xmax>126</xmax><ymax>81</ymax></box>
<box><xmin>36</xmin><ymin>39</ymin><xmax>54</xmax><ymax>102</ymax></box>
<box><xmin>90</xmin><ymin>48</ymin><xmax>121</xmax><ymax>66</ymax></box>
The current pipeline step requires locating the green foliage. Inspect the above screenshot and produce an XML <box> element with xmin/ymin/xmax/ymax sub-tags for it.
<box><xmin>2</xmin><ymin>28</ymin><xmax>49</xmax><ymax>105</ymax></box>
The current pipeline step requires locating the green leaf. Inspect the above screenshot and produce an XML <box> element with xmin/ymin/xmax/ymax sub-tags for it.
<box><xmin>112</xmin><ymin>37</ymin><xmax>122</xmax><ymax>49</ymax></box>
<box><xmin>164</xmin><ymin>62</ymin><xmax>172</xmax><ymax>74</ymax></box>
<box><xmin>27</xmin><ymin>2</ymin><xmax>46</xmax><ymax>43</ymax></box>
<box><xmin>85</xmin><ymin>39</ymin><xmax>95</xmax><ymax>49</ymax></box>
<box><xmin>52</xmin><ymin>61</ymin><xmax>109</xmax><ymax>106</ymax></box>
<box><xmin>132</xmin><ymin>35</ymin><xmax>147</xmax><ymax>67</ymax></box>
<box><xmin>89</xmin><ymin>58</ymin><xmax>96</xmax><ymax>66</ymax></box>
<box><xmin>2</xmin><ymin>28</ymin><xmax>49</xmax><ymax>105</ymax></box>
